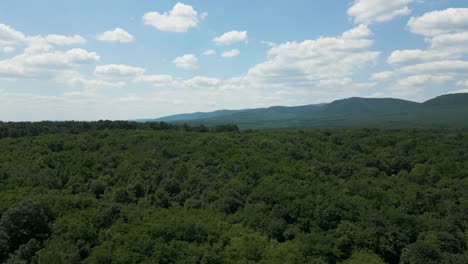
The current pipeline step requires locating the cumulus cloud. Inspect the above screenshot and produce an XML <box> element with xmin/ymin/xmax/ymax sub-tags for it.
<box><xmin>261</xmin><ymin>41</ymin><xmax>277</xmax><ymax>47</ymax></box>
<box><xmin>134</xmin><ymin>74</ymin><xmax>174</xmax><ymax>86</ymax></box>
<box><xmin>23</xmin><ymin>36</ymin><xmax>52</xmax><ymax>54</ymax></box>
<box><xmin>245</xmin><ymin>25</ymin><xmax>379</xmax><ymax>92</ymax></box>
<box><xmin>97</xmin><ymin>28</ymin><xmax>134</xmax><ymax>43</ymax></box>
<box><xmin>95</xmin><ymin>64</ymin><xmax>145</xmax><ymax>77</ymax></box>
<box><xmin>457</xmin><ymin>80</ymin><xmax>468</xmax><ymax>87</ymax></box>
<box><xmin>57</xmin><ymin>71</ymin><xmax>126</xmax><ymax>89</ymax></box>
<box><xmin>25</xmin><ymin>49</ymin><xmax>99</xmax><ymax>66</ymax></box>
<box><xmin>213</xmin><ymin>31</ymin><xmax>248</xmax><ymax>45</ymax></box>
<box><xmin>430</xmin><ymin>32</ymin><xmax>468</xmax><ymax>49</ymax></box>
<box><xmin>371</xmin><ymin>71</ymin><xmax>396</xmax><ymax>81</ymax></box>
<box><xmin>2</xmin><ymin>24</ymin><xmax>86</xmax><ymax>53</ymax></box>
<box><xmin>184</xmin><ymin>76</ymin><xmax>220</xmax><ymax>88</ymax></box>
<box><xmin>203</xmin><ymin>49</ymin><xmax>216</xmax><ymax>56</ymax></box>
<box><xmin>0</xmin><ymin>23</ymin><xmax>26</xmax><ymax>48</ymax></box>
<box><xmin>373</xmin><ymin>8</ymin><xmax>468</xmax><ymax>99</ymax></box>
<box><xmin>221</xmin><ymin>49</ymin><xmax>240</xmax><ymax>58</ymax></box>
<box><xmin>387</xmin><ymin>49</ymin><xmax>458</xmax><ymax>65</ymax></box>
<box><xmin>46</xmin><ymin>34</ymin><xmax>86</xmax><ymax>45</ymax></box>
<box><xmin>133</xmin><ymin>74</ymin><xmax>221</xmax><ymax>89</ymax></box>
<box><xmin>173</xmin><ymin>54</ymin><xmax>198</xmax><ymax>70</ymax></box>
<box><xmin>2</xmin><ymin>46</ymin><xmax>14</xmax><ymax>53</ymax></box>
<box><xmin>1</xmin><ymin>23</ymin><xmax>88</xmax><ymax>55</ymax></box>
<box><xmin>0</xmin><ymin>48</ymin><xmax>100</xmax><ymax>80</ymax></box>
<box><xmin>3</xmin><ymin>48</ymin><xmax>98</xmax><ymax>69</ymax></box>
<box><xmin>143</xmin><ymin>3</ymin><xmax>203</xmax><ymax>32</ymax></box>
<box><xmin>135</xmin><ymin>74</ymin><xmax>173</xmax><ymax>83</ymax></box>
<box><xmin>0</xmin><ymin>61</ymin><xmax>24</xmax><ymax>77</ymax></box>
<box><xmin>408</xmin><ymin>8</ymin><xmax>468</xmax><ymax>36</ymax></box>
<box><xmin>397</xmin><ymin>74</ymin><xmax>453</xmax><ymax>87</ymax></box>
<box><xmin>348</xmin><ymin>0</ymin><xmax>413</xmax><ymax>24</ymax></box>
<box><xmin>399</xmin><ymin>60</ymin><xmax>468</xmax><ymax>74</ymax></box>
<box><xmin>342</xmin><ymin>24</ymin><xmax>373</xmax><ymax>39</ymax></box>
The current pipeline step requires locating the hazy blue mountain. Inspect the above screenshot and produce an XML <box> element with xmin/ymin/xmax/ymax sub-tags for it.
<box><xmin>423</xmin><ymin>93</ymin><xmax>468</xmax><ymax>106</ymax></box>
<box><xmin>136</xmin><ymin>93</ymin><xmax>468</xmax><ymax>128</ymax></box>
<box><xmin>136</xmin><ymin>109</ymin><xmax>248</xmax><ymax>122</ymax></box>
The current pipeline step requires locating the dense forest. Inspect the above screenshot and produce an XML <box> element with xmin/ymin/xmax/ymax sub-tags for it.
<box><xmin>0</xmin><ymin>122</ymin><xmax>467</xmax><ymax>263</ymax></box>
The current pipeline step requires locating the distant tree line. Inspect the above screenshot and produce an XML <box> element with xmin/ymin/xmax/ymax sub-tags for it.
<box><xmin>0</xmin><ymin>121</ymin><xmax>239</xmax><ymax>138</ymax></box>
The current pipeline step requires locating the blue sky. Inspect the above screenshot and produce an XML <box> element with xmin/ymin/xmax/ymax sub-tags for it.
<box><xmin>1</xmin><ymin>0</ymin><xmax>468</xmax><ymax>121</ymax></box>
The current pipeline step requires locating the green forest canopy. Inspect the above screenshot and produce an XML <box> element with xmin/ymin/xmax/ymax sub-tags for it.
<box><xmin>0</xmin><ymin>122</ymin><xmax>467</xmax><ymax>263</ymax></box>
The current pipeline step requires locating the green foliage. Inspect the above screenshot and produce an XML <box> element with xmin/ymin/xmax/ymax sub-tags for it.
<box><xmin>343</xmin><ymin>249</ymin><xmax>385</xmax><ymax>264</ymax></box>
<box><xmin>6</xmin><ymin>238</ymin><xmax>41</xmax><ymax>264</ymax></box>
<box><xmin>36</xmin><ymin>239</ymin><xmax>81</xmax><ymax>264</ymax></box>
<box><xmin>0</xmin><ymin>201</ymin><xmax>51</xmax><ymax>252</ymax></box>
<box><xmin>0</xmin><ymin>229</ymin><xmax>10</xmax><ymax>261</ymax></box>
<box><xmin>0</xmin><ymin>123</ymin><xmax>467</xmax><ymax>263</ymax></box>
<box><xmin>400</xmin><ymin>241</ymin><xmax>442</xmax><ymax>264</ymax></box>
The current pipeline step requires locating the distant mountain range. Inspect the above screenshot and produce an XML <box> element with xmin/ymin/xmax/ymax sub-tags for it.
<box><xmin>135</xmin><ymin>93</ymin><xmax>468</xmax><ymax>129</ymax></box>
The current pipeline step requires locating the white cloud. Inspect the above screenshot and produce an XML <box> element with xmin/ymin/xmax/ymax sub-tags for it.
<box><xmin>397</xmin><ymin>74</ymin><xmax>453</xmax><ymax>87</ymax></box>
<box><xmin>173</xmin><ymin>54</ymin><xmax>198</xmax><ymax>70</ymax></box>
<box><xmin>57</xmin><ymin>71</ymin><xmax>126</xmax><ymax>89</ymax></box>
<box><xmin>371</xmin><ymin>59</ymin><xmax>468</xmax><ymax>99</ymax></box>
<box><xmin>0</xmin><ymin>23</ymin><xmax>26</xmax><ymax>48</ymax></box>
<box><xmin>348</xmin><ymin>0</ymin><xmax>413</xmax><ymax>24</ymax></box>
<box><xmin>0</xmin><ymin>61</ymin><xmax>24</xmax><ymax>77</ymax></box>
<box><xmin>95</xmin><ymin>64</ymin><xmax>145</xmax><ymax>77</ymax></box>
<box><xmin>6</xmin><ymin>49</ymin><xmax>99</xmax><ymax>68</ymax></box>
<box><xmin>430</xmin><ymin>32</ymin><xmax>468</xmax><ymax>49</ymax></box>
<box><xmin>446</xmin><ymin>88</ymin><xmax>468</xmax><ymax>95</ymax></box>
<box><xmin>46</xmin><ymin>49</ymin><xmax>99</xmax><ymax>65</ymax></box>
<box><xmin>261</xmin><ymin>41</ymin><xmax>277</xmax><ymax>47</ymax></box>
<box><xmin>143</xmin><ymin>3</ymin><xmax>202</xmax><ymax>33</ymax></box>
<box><xmin>342</xmin><ymin>24</ymin><xmax>373</xmax><ymax>39</ymax></box>
<box><xmin>203</xmin><ymin>49</ymin><xmax>216</xmax><ymax>56</ymax></box>
<box><xmin>68</xmin><ymin>78</ymin><xmax>125</xmax><ymax>89</ymax></box>
<box><xmin>135</xmin><ymin>74</ymin><xmax>173</xmax><ymax>83</ymax></box>
<box><xmin>378</xmin><ymin>8</ymin><xmax>468</xmax><ymax>99</ymax></box>
<box><xmin>63</xmin><ymin>90</ymin><xmax>97</xmax><ymax>98</ymax></box>
<box><xmin>2</xmin><ymin>46</ymin><xmax>14</xmax><ymax>53</ymax></box>
<box><xmin>408</xmin><ymin>8</ymin><xmax>468</xmax><ymax>36</ymax></box>
<box><xmin>399</xmin><ymin>60</ymin><xmax>468</xmax><ymax>74</ymax></box>
<box><xmin>134</xmin><ymin>75</ymin><xmax>220</xmax><ymax>89</ymax></box>
<box><xmin>0</xmin><ymin>48</ymin><xmax>100</xmax><ymax>80</ymax></box>
<box><xmin>245</xmin><ymin>25</ymin><xmax>379</xmax><ymax>92</ymax></box>
<box><xmin>457</xmin><ymin>80</ymin><xmax>468</xmax><ymax>87</ymax></box>
<box><xmin>0</xmin><ymin>24</ymin><xmax>96</xmax><ymax>81</ymax></box>
<box><xmin>213</xmin><ymin>31</ymin><xmax>248</xmax><ymax>45</ymax></box>
<box><xmin>371</xmin><ymin>71</ymin><xmax>396</xmax><ymax>81</ymax></box>
<box><xmin>46</xmin><ymin>34</ymin><xmax>86</xmax><ymax>45</ymax></box>
<box><xmin>184</xmin><ymin>76</ymin><xmax>220</xmax><ymax>88</ymax></box>
<box><xmin>221</xmin><ymin>49</ymin><xmax>240</xmax><ymax>58</ymax></box>
<box><xmin>97</xmin><ymin>28</ymin><xmax>134</xmax><ymax>43</ymax></box>
<box><xmin>0</xmin><ymin>23</ymin><xmax>97</xmax><ymax>81</ymax></box>
<box><xmin>1</xmin><ymin>23</ymin><xmax>87</xmax><ymax>54</ymax></box>
<box><xmin>134</xmin><ymin>74</ymin><xmax>174</xmax><ymax>86</ymax></box>
<box><xmin>387</xmin><ymin>49</ymin><xmax>458</xmax><ymax>65</ymax></box>
<box><xmin>24</xmin><ymin>36</ymin><xmax>53</xmax><ymax>54</ymax></box>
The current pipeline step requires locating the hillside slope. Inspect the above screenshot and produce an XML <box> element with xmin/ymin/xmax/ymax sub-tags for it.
<box><xmin>138</xmin><ymin>93</ymin><xmax>468</xmax><ymax>128</ymax></box>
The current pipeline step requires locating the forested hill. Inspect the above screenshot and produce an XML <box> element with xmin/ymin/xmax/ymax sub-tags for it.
<box><xmin>138</xmin><ymin>93</ymin><xmax>468</xmax><ymax>129</ymax></box>
<box><xmin>0</xmin><ymin>125</ymin><xmax>467</xmax><ymax>263</ymax></box>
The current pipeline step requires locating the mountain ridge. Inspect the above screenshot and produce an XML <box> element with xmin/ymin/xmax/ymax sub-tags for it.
<box><xmin>134</xmin><ymin>93</ymin><xmax>468</xmax><ymax>129</ymax></box>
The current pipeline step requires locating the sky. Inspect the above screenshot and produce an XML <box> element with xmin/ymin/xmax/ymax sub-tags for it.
<box><xmin>1</xmin><ymin>0</ymin><xmax>468</xmax><ymax>121</ymax></box>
